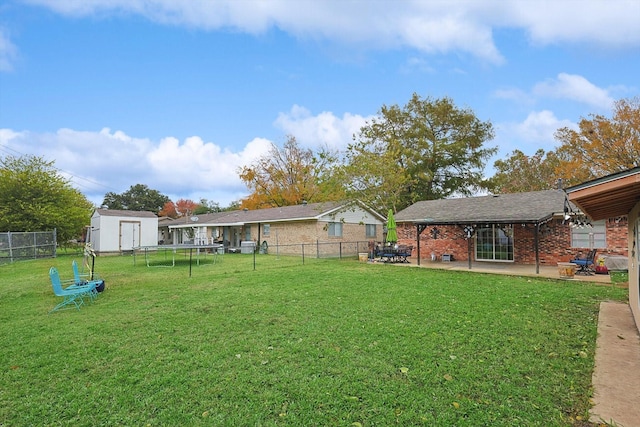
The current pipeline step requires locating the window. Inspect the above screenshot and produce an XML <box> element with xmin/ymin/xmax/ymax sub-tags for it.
<box><xmin>476</xmin><ymin>225</ymin><xmax>513</xmax><ymax>261</ymax></box>
<box><xmin>263</xmin><ymin>224</ymin><xmax>270</xmax><ymax>237</ymax></box>
<box><xmin>328</xmin><ymin>222</ymin><xmax>343</xmax><ymax>237</ymax></box>
<box><xmin>365</xmin><ymin>224</ymin><xmax>376</xmax><ymax>238</ymax></box>
<box><xmin>571</xmin><ymin>220</ymin><xmax>606</xmax><ymax>248</ymax></box>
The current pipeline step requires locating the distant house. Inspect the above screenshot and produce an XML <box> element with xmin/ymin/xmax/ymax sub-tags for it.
<box><xmin>566</xmin><ymin>167</ymin><xmax>640</xmax><ymax>333</ymax></box>
<box><xmin>160</xmin><ymin>211</ymin><xmax>243</xmax><ymax>246</ymax></box>
<box><xmin>165</xmin><ymin>201</ymin><xmax>385</xmax><ymax>254</ymax></box>
<box><xmin>90</xmin><ymin>209</ymin><xmax>158</xmax><ymax>254</ymax></box>
<box><xmin>394</xmin><ymin>189</ymin><xmax>628</xmax><ymax>270</ymax></box>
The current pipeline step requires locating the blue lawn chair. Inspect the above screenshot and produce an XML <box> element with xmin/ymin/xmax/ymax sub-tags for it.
<box><xmin>49</xmin><ymin>267</ymin><xmax>97</xmax><ymax>313</ymax></box>
<box><xmin>72</xmin><ymin>260</ymin><xmax>104</xmax><ymax>292</ymax></box>
<box><xmin>570</xmin><ymin>249</ymin><xmax>597</xmax><ymax>275</ymax></box>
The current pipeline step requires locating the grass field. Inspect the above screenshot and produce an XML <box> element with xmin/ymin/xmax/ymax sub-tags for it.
<box><xmin>0</xmin><ymin>252</ymin><xmax>628</xmax><ymax>426</ymax></box>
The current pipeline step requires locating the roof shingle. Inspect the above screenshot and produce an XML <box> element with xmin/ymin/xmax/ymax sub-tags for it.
<box><xmin>395</xmin><ymin>190</ymin><xmax>567</xmax><ymax>224</ymax></box>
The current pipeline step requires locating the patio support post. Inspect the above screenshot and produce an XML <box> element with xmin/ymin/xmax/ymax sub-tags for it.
<box><xmin>459</xmin><ymin>224</ymin><xmax>476</xmax><ymax>270</ymax></box>
<box><xmin>416</xmin><ymin>224</ymin><xmax>429</xmax><ymax>266</ymax></box>
<box><xmin>534</xmin><ymin>222</ymin><xmax>540</xmax><ymax>274</ymax></box>
<box><xmin>416</xmin><ymin>224</ymin><xmax>420</xmax><ymax>265</ymax></box>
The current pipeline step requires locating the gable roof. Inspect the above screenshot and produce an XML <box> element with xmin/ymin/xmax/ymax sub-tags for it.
<box><xmin>395</xmin><ymin>189</ymin><xmax>568</xmax><ymax>225</ymax></box>
<box><xmin>168</xmin><ymin>201</ymin><xmax>385</xmax><ymax>229</ymax></box>
<box><xmin>94</xmin><ymin>209</ymin><xmax>157</xmax><ymax>218</ymax></box>
<box><xmin>162</xmin><ymin>211</ymin><xmax>233</xmax><ymax>227</ymax></box>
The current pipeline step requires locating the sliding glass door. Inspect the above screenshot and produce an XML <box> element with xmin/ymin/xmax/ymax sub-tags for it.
<box><xmin>476</xmin><ymin>224</ymin><xmax>513</xmax><ymax>261</ymax></box>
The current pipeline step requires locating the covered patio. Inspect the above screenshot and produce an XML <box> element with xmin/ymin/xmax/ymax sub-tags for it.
<box><xmin>395</xmin><ymin>189</ymin><xmax>573</xmax><ymax>274</ymax></box>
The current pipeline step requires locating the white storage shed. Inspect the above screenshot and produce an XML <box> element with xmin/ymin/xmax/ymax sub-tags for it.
<box><xmin>90</xmin><ymin>209</ymin><xmax>158</xmax><ymax>254</ymax></box>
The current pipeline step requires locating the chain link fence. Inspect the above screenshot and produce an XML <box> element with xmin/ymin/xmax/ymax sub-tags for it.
<box><xmin>133</xmin><ymin>240</ymin><xmax>374</xmax><ymax>274</ymax></box>
<box><xmin>0</xmin><ymin>230</ymin><xmax>57</xmax><ymax>264</ymax></box>
<box><xmin>265</xmin><ymin>241</ymin><xmax>371</xmax><ymax>259</ymax></box>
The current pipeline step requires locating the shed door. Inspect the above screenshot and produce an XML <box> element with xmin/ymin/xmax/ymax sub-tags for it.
<box><xmin>120</xmin><ymin>221</ymin><xmax>141</xmax><ymax>251</ymax></box>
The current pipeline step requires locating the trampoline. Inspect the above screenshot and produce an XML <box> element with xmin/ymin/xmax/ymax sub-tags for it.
<box><xmin>133</xmin><ymin>243</ymin><xmax>224</xmax><ymax>277</ymax></box>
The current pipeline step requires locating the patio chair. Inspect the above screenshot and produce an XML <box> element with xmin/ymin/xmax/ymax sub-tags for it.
<box><xmin>48</xmin><ymin>267</ymin><xmax>97</xmax><ymax>313</ymax></box>
<box><xmin>397</xmin><ymin>245</ymin><xmax>413</xmax><ymax>263</ymax></box>
<box><xmin>381</xmin><ymin>244</ymin><xmax>398</xmax><ymax>263</ymax></box>
<box><xmin>570</xmin><ymin>249</ymin><xmax>597</xmax><ymax>275</ymax></box>
<box><xmin>72</xmin><ymin>260</ymin><xmax>104</xmax><ymax>293</ymax></box>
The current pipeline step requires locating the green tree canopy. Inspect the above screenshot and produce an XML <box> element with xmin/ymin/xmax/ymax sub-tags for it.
<box><xmin>344</xmin><ymin>93</ymin><xmax>496</xmax><ymax>212</ymax></box>
<box><xmin>102</xmin><ymin>184</ymin><xmax>170</xmax><ymax>214</ymax></box>
<box><xmin>0</xmin><ymin>155</ymin><xmax>94</xmax><ymax>242</ymax></box>
<box><xmin>193</xmin><ymin>198</ymin><xmax>221</xmax><ymax>215</ymax></box>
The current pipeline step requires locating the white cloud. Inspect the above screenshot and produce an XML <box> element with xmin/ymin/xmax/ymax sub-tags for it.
<box><xmin>0</xmin><ymin>127</ymin><xmax>273</xmax><ymax>206</ymax></box>
<box><xmin>494</xmin><ymin>110</ymin><xmax>576</xmax><ymax>158</ymax></box>
<box><xmin>20</xmin><ymin>1</ymin><xmax>640</xmax><ymax>63</ymax></box>
<box><xmin>503</xmin><ymin>0</ymin><xmax>640</xmax><ymax>48</ymax></box>
<box><xmin>0</xmin><ymin>105</ymin><xmax>369</xmax><ymax>207</ymax></box>
<box><xmin>400</xmin><ymin>57</ymin><xmax>437</xmax><ymax>74</ymax></box>
<box><xmin>514</xmin><ymin>110</ymin><xmax>575</xmax><ymax>144</ymax></box>
<box><xmin>0</xmin><ymin>27</ymin><xmax>18</xmax><ymax>72</ymax></box>
<box><xmin>274</xmin><ymin>105</ymin><xmax>372</xmax><ymax>150</ymax></box>
<box><xmin>533</xmin><ymin>73</ymin><xmax>614</xmax><ymax>109</ymax></box>
<box><xmin>493</xmin><ymin>88</ymin><xmax>534</xmax><ymax>105</ymax></box>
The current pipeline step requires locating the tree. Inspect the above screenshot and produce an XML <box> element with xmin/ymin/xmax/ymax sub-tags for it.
<box><xmin>175</xmin><ymin>199</ymin><xmax>198</xmax><ymax>218</ymax></box>
<box><xmin>0</xmin><ymin>155</ymin><xmax>94</xmax><ymax>242</ymax></box>
<box><xmin>102</xmin><ymin>184</ymin><xmax>170</xmax><ymax>214</ymax></box>
<box><xmin>193</xmin><ymin>198</ymin><xmax>221</xmax><ymax>215</ymax></box>
<box><xmin>238</xmin><ymin>135</ymin><xmax>344</xmax><ymax>209</ymax></box>
<box><xmin>344</xmin><ymin>93</ymin><xmax>496</xmax><ymax>212</ymax></box>
<box><xmin>554</xmin><ymin>97</ymin><xmax>640</xmax><ymax>185</ymax></box>
<box><xmin>159</xmin><ymin>199</ymin><xmax>205</xmax><ymax>218</ymax></box>
<box><xmin>158</xmin><ymin>201</ymin><xmax>178</xmax><ymax>218</ymax></box>
<box><xmin>488</xmin><ymin>149</ymin><xmax>562</xmax><ymax>193</ymax></box>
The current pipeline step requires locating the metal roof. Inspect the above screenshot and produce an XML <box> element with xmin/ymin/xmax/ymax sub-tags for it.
<box><xmin>94</xmin><ymin>209</ymin><xmax>157</xmax><ymax>218</ymax></box>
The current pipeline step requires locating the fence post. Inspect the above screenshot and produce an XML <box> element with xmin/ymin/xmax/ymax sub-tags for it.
<box><xmin>8</xmin><ymin>231</ymin><xmax>13</xmax><ymax>263</ymax></box>
<box><xmin>301</xmin><ymin>243</ymin><xmax>305</xmax><ymax>265</ymax></box>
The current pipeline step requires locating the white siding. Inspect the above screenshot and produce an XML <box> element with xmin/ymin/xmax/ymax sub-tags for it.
<box><xmin>318</xmin><ymin>206</ymin><xmax>384</xmax><ymax>225</ymax></box>
<box><xmin>90</xmin><ymin>211</ymin><xmax>158</xmax><ymax>253</ymax></box>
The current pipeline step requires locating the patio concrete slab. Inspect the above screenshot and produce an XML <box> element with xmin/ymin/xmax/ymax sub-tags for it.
<box><xmin>589</xmin><ymin>302</ymin><xmax>640</xmax><ymax>427</ymax></box>
<box><xmin>407</xmin><ymin>260</ymin><xmax>614</xmax><ymax>284</ymax></box>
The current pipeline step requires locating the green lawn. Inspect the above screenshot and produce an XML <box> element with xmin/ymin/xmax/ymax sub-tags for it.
<box><xmin>0</xmin><ymin>253</ymin><xmax>628</xmax><ymax>426</ymax></box>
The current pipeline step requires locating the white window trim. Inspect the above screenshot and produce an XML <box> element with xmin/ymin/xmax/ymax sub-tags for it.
<box><xmin>570</xmin><ymin>220</ymin><xmax>606</xmax><ymax>249</ymax></box>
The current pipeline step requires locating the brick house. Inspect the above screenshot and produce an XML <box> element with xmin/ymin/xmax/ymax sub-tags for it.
<box><xmin>166</xmin><ymin>200</ymin><xmax>385</xmax><ymax>254</ymax></box>
<box><xmin>394</xmin><ymin>189</ymin><xmax>628</xmax><ymax>271</ymax></box>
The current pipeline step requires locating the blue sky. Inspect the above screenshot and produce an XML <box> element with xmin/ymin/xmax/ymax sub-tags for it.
<box><xmin>1</xmin><ymin>0</ymin><xmax>639</xmax><ymax>208</ymax></box>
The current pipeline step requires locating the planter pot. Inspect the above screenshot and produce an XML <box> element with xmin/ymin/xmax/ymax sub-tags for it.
<box><xmin>557</xmin><ymin>262</ymin><xmax>576</xmax><ymax>279</ymax></box>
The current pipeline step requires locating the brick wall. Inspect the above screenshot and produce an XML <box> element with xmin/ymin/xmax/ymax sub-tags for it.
<box><xmin>603</xmin><ymin>217</ymin><xmax>629</xmax><ymax>255</ymax></box>
<box><xmin>397</xmin><ymin>216</ymin><xmax>629</xmax><ymax>265</ymax></box>
<box><xmin>246</xmin><ymin>220</ymin><xmax>383</xmax><ymax>249</ymax></box>
<box><xmin>397</xmin><ymin>223</ymin><xmax>470</xmax><ymax>262</ymax></box>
